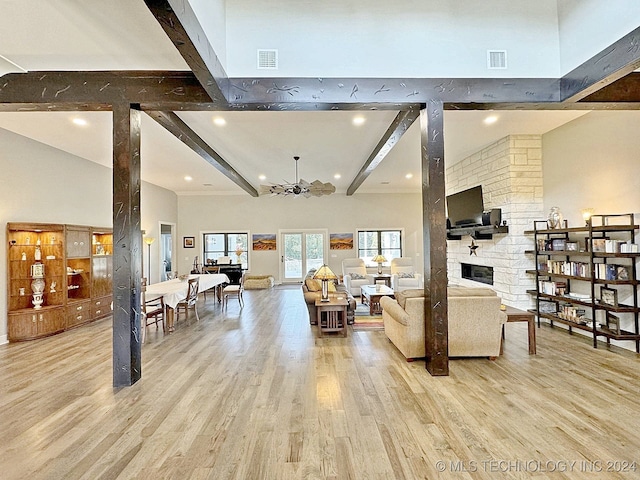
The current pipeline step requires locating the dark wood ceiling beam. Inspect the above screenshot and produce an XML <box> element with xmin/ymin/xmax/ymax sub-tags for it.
<box><xmin>579</xmin><ymin>72</ymin><xmax>640</xmax><ymax>103</ymax></box>
<box><xmin>346</xmin><ymin>108</ymin><xmax>420</xmax><ymax>196</ymax></box>
<box><xmin>561</xmin><ymin>26</ymin><xmax>640</xmax><ymax>103</ymax></box>
<box><xmin>144</xmin><ymin>0</ymin><xmax>228</xmax><ymax>104</ymax></box>
<box><xmin>145</xmin><ymin>110</ymin><xmax>258</xmax><ymax>197</ymax></box>
<box><xmin>0</xmin><ymin>71</ymin><xmax>210</xmax><ymax>111</ymax></box>
<box><xmin>445</xmin><ymin>101</ymin><xmax>640</xmax><ymax>111</ymax></box>
<box><xmin>228</xmin><ymin>77</ymin><xmax>560</xmax><ymax>105</ymax></box>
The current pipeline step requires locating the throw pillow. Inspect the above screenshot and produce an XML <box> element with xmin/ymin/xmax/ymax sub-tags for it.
<box><xmin>398</xmin><ymin>272</ymin><xmax>415</xmax><ymax>278</ymax></box>
<box><xmin>350</xmin><ymin>273</ymin><xmax>365</xmax><ymax>280</ymax></box>
<box><xmin>305</xmin><ymin>278</ymin><xmax>322</xmax><ymax>292</ymax></box>
<box><xmin>395</xmin><ymin>288</ymin><xmax>426</xmax><ymax>309</ymax></box>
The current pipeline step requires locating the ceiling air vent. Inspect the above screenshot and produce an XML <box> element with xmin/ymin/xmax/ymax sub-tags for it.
<box><xmin>487</xmin><ymin>50</ymin><xmax>507</xmax><ymax>69</ymax></box>
<box><xmin>257</xmin><ymin>49</ymin><xmax>278</xmax><ymax>69</ymax></box>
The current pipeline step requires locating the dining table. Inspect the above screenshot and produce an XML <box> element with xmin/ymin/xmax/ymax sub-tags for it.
<box><xmin>146</xmin><ymin>273</ymin><xmax>229</xmax><ymax>332</ymax></box>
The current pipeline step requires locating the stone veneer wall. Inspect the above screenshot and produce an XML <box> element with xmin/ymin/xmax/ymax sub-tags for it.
<box><xmin>446</xmin><ymin>135</ymin><xmax>544</xmax><ymax>309</ymax></box>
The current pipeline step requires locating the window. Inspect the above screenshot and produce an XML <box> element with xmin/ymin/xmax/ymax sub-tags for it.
<box><xmin>357</xmin><ymin>229</ymin><xmax>402</xmax><ymax>265</ymax></box>
<box><xmin>203</xmin><ymin>232</ymin><xmax>249</xmax><ymax>267</ymax></box>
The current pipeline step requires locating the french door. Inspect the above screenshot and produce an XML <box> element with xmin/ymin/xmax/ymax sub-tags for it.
<box><xmin>279</xmin><ymin>229</ymin><xmax>327</xmax><ymax>283</ymax></box>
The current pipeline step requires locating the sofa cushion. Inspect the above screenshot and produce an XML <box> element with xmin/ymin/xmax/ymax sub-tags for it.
<box><xmin>447</xmin><ymin>286</ymin><xmax>496</xmax><ymax>297</ymax></box>
<box><xmin>395</xmin><ymin>288</ymin><xmax>426</xmax><ymax>309</ymax></box>
<box><xmin>350</xmin><ymin>272</ymin><xmax>366</xmax><ymax>280</ymax></box>
<box><xmin>398</xmin><ymin>272</ymin><xmax>415</xmax><ymax>278</ymax></box>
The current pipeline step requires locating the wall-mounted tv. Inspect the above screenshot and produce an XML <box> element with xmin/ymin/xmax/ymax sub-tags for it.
<box><xmin>446</xmin><ymin>185</ymin><xmax>484</xmax><ymax>227</ymax></box>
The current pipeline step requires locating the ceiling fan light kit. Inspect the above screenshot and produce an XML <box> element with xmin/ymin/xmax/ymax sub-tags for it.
<box><xmin>259</xmin><ymin>156</ymin><xmax>336</xmax><ymax>198</ymax></box>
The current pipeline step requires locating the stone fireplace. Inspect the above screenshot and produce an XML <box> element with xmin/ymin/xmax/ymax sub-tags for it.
<box><xmin>446</xmin><ymin>135</ymin><xmax>544</xmax><ymax>309</ymax></box>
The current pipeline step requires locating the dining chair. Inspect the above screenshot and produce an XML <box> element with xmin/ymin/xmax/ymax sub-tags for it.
<box><xmin>141</xmin><ymin>278</ymin><xmax>165</xmax><ymax>342</ymax></box>
<box><xmin>222</xmin><ymin>274</ymin><xmax>244</xmax><ymax>309</ymax></box>
<box><xmin>176</xmin><ymin>277</ymin><xmax>199</xmax><ymax>322</ymax></box>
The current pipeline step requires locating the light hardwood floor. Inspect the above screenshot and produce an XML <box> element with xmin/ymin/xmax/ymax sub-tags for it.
<box><xmin>1</xmin><ymin>286</ymin><xmax>639</xmax><ymax>479</ymax></box>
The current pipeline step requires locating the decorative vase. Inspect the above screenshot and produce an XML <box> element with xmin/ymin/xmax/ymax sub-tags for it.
<box><xmin>547</xmin><ymin>206</ymin><xmax>563</xmax><ymax>229</ymax></box>
<box><xmin>31</xmin><ymin>277</ymin><xmax>45</xmax><ymax>310</ymax></box>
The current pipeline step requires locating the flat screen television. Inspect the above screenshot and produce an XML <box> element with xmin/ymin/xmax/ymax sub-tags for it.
<box><xmin>446</xmin><ymin>185</ymin><xmax>484</xmax><ymax>227</ymax></box>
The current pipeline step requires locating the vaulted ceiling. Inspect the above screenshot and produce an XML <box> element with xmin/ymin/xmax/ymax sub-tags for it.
<box><xmin>0</xmin><ymin>1</ymin><xmax>638</xmax><ymax>196</ymax></box>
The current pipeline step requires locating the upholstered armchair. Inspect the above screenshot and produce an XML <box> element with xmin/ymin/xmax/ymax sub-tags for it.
<box><xmin>390</xmin><ymin>257</ymin><xmax>423</xmax><ymax>292</ymax></box>
<box><xmin>342</xmin><ymin>258</ymin><xmax>374</xmax><ymax>296</ymax></box>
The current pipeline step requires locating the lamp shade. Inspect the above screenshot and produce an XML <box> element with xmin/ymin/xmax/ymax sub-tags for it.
<box><xmin>143</xmin><ymin>236</ymin><xmax>156</xmax><ymax>245</ymax></box>
<box><xmin>371</xmin><ymin>254</ymin><xmax>387</xmax><ymax>264</ymax></box>
<box><xmin>313</xmin><ymin>264</ymin><xmax>337</xmax><ymax>280</ymax></box>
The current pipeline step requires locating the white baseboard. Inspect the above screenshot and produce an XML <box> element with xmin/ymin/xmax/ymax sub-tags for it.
<box><xmin>0</xmin><ymin>334</ymin><xmax>8</xmax><ymax>346</ymax></box>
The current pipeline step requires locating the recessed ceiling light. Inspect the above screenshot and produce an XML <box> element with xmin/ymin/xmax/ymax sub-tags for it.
<box><xmin>334</xmin><ymin>173</ymin><xmax>341</xmax><ymax>179</ymax></box>
<box><xmin>405</xmin><ymin>173</ymin><xmax>413</xmax><ymax>179</ymax></box>
<box><xmin>258</xmin><ymin>174</ymin><xmax>266</xmax><ymax>181</ymax></box>
<box><xmin>352</xmin><ymin>116</ymin><xmax>365</xmax><ymax>126</ymax></box>
<box><xmin>184</xmin><ymin>175</ymin><xmax>193</xmax><ymax>182</ymax></box>
<box><xmin>483</xmin><ymin>115</ymin><xmax>498</xmax><ymax>125</ymax></box>
<box><xmin>213</xmin><ymin>117</ymin><xmax>226</xmax><ymax>126</ymax></box>
<box><xmin>72</xmin><ymin>118</ymin><xmax>87</xmax><ymax>126</ymax></box>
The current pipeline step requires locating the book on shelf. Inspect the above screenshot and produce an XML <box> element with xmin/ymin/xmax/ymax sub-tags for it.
<box><xmin>546</xmin><ymin>259</ymin><xmax>590</xmax><ymax>277</ymax></box>
<box><xmin>595</xmin><ymin>264</ymin><xmax>630</xmax><ymax>281</ymax></box>
<box><xmin>620</xmin><ymin>242</ymin><xmax>639</xmax><ymax>253</ymax></box>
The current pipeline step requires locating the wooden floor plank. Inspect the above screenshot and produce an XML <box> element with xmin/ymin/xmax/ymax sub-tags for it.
<box><xmin>1</xmin><ymin>286</ymin><xmax>639</xmax><ymax>479</ymax></box>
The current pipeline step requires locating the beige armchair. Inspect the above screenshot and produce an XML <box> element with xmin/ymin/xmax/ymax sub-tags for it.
<box><xmin>342</xmin><ymin>258</ymin><xmax>374</xmax><ymax>297</ymax></box>
<box><xmin>380</xmin><ymin>286</ymin><xmax>506</xmax><ymax>360</ymax></box>
<box><xmin>390</xmin><ymin>257</ymin><xmax>423</xmax><ymax>292</ymax></box>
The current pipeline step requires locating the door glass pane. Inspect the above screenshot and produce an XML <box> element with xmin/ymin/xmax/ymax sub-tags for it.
<box><xmin>305</xmin><ymin>233</ymin><xmax>324</xmax><ymax>273</ymax></box>
<box><xmin>283</xmin><ymin>233</ymin><xmax>302</xmax><ymax>279</ymax></box>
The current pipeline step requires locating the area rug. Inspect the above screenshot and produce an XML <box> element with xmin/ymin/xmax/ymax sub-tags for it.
<box><xmin>353</xmin><ymin>303</ymin><xmax>384</xmax><ymax>330</ymax></box>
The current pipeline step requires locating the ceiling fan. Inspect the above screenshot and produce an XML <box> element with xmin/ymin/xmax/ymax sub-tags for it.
<box><xmin>259</xmin><ymin>156</ymin><xmax>336</xmax><ymax>197</ymax></box>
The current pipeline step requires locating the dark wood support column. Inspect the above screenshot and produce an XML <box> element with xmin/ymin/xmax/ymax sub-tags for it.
<box><xmin>112</xmin><ymin>104</ymin><xmax>143</xmax><ymax>387</ymax></box>
<box><xmin>420</xmin><ymin>101</ymin><xmax>449</xmax><ymax>376</ymax></box>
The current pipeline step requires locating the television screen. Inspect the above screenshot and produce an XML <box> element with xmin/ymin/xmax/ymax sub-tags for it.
<box><xmin>446</xmin><ymin>185</ymin><xmax>484</xmax><ymax>227</ymax></box>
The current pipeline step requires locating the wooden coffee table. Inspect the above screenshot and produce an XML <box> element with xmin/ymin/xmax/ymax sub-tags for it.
<box><xmin>360</xmin><ymin>284</ymin><xmax>395</xmax><ymax>315</ymax></box>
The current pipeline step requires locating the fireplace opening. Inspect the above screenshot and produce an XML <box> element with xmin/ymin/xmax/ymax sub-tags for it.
<box><xmin>461</xmin><ymin>263</ymin><xmax>494</xmax><ymax>285</ymax></box>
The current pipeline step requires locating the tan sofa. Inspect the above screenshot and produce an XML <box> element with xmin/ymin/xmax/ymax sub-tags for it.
<box><xmin>380</xmin><ymin>286</ymin><xmax>506</xmax><ymax>360</ymax></box>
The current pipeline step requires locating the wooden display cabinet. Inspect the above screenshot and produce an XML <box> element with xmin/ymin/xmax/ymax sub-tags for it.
<box><xmin>7</xmin><ymin>222</ymin><xmax>113</xmax><ymax>341</ymax></box>
<box><xmin>91</xmin><ymin>228</ymin><xmax>113</xmax><ymax>319</ymax></box>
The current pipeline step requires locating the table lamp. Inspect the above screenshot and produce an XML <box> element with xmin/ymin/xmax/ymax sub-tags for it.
<box><xmin>313</xmin><ymin>264</ymin><xmax>337</xmax><ymax>302</ymax></box>
<box><xmin>371</xmin><ymin>254</ymin><xmax>387</xmax><ymax>274</ymax></box>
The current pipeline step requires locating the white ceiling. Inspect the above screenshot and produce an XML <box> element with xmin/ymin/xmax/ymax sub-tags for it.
<box><xmin>0</xmin><ymin>1</ymin><xmax>590</xmax><ymax>196</ymax></box>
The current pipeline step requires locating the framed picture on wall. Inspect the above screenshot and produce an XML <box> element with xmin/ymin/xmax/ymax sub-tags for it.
<box><xmin>599</xmin><ymin>287</ymin><xmax>618</xmax><ymax>307</ymax></box>
<box><xmin>183</xmin><ymin>236</ymin><xmax>195</xmax><ymax>248</ymax></box>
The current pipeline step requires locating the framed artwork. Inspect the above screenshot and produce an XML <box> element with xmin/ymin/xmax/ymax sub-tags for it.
<box><xmin>183</xmin><ymin>236</ymin><xmax>195</xmax><ymax>248</ymax></box>
<box><xmin>252</xmin><ymin>234</ymin><xmax>276</xmax><ymax>250</ymax></box>
<box><xmin>599</xmin><ymin>287</ymin><xmax>618</xmax><ymax>307</ymax></box>
<box><xmin>330</xmin><ymin>233</ymin><xmax>353</xmax><ymax>250</ymax></box>
<box><xmin>565</xmin><ymin>241</ymin><xmax>579</xmax><ymax>251</ymax></box>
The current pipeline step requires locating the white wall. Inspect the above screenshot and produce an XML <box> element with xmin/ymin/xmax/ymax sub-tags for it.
<box><xmin>557</xmin><ymin>0</ymin><xmax>640</xmax><ymax>74</ymax></box>
<box><xmin>542</xmin><ymin>111</ymin><xmax>640</xmax><ymax>226</ymax></box>
<box><xmin>177</xmin><ymin>192</ymin><xmax>423</xmax><ymax>280</ymax></box>
<box><xmin>0</xmin><ymin>128</ymin><xmax>178</xmax><ymax>342</ymax></box>
<box><xmin>225</xmin><ymin>0</ymin><xmax>561</xmax><ymax>78</ymax></box>
<box><xmin>189</xmin><ymin>0</ymin><xmax>228</xmax><ymax>69</ymax></box>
